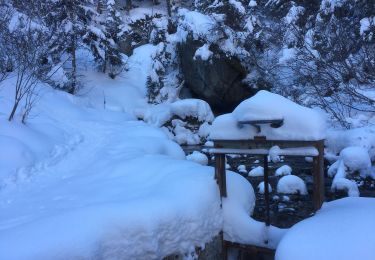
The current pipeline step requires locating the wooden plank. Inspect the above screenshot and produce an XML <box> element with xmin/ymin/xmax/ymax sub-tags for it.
<box><xmin>238</xmin><ymin>119</ymin><xmax>284</xmax><ymax>125</ymax></box>
<box><xmin>238</xmin><ymin>119</ymin><xmax>284</xmax><ymax>133</ymax></box>
<box><xmin>215</xmin><ymin>154</ymin><xmax>227</xmax><ymax>198</ymax></box>
<box><xmin>208</xmin><ymin>147</ymin><xmax>319</xmax><ymax>157</ymax></box>
<box><xmin>224</xmin><ymin>241</ymin><xmax>276</xmax><ymax>255</ymax></box>
<box><xmin>213</xmin><ymin>139</ymin><xmax>323</xmax><ymax>150</ymax></box>
<box><xmin>312</xmin><ymin>140</ymin><xmax>325</xmax><ymax>211</ymax></box>
<box><xmin>263</xmin><ymin>155</ymin><xmax>270</xmax><ymax>227</ymax></box>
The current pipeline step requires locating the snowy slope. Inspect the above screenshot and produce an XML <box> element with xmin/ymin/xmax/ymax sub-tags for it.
<box><xmin>0</xmin><ymin>44</ymin><xmax>275</xmax><ymax>259</ymax></box>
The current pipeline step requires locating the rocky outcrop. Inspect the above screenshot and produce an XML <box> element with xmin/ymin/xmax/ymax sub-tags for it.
<box><xmin>178</xmin><ymin>38</ymin><xmax>254</xmax><ymax>112</ymax></box>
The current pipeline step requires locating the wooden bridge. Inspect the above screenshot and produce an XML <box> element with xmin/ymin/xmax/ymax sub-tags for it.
<box><xmin>209</xmin><ymin>120</ymin><xmax>325</xmax><ymax>259</ymax></box>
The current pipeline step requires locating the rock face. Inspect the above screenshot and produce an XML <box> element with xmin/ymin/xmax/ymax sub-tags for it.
<box><xmin>178</xmin><ymin>38</ymin><xmax>253</xmax><ymax>112</ymax></box>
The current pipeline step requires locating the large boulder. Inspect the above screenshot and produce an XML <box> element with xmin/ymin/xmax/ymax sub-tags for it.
<box><xmin>178</xmin><ymin>37</ymin><xmax>254</xmax><ymax>112</ymax></box>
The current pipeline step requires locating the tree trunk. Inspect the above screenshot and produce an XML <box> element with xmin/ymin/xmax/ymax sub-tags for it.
<box><xmin>70</xmin><ymin>36</ymin><xmax>77</xmax><ymax>94</ymax></box>
<box><xmin>166</xmin><ymin>0</ymin><xmax>172</xmax><ymax>17</ymax></box>
<box><xmin>126</xmin><ymin>0</ymin><xmax>132</xmax><ymax>11</ymax></box>
<box><xmin>103</xmin><ymin>48</ymin><xmax>107</xmax><ymax>73</ymax></box>
<box><xmin>165</xmin><ymin>0</ymin><xmax>175</xmax><ymax>33</ymax></box>
<box><xmin>8</xmin><ymin>100</ymin><xmax>19</xmax><ymax>121</ymax></box>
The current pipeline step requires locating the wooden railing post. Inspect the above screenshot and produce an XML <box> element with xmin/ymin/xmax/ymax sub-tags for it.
<box><xmin>215</xmin><ymin>153</ymin><xmax>227</xmax><ymax>198</ymax></box>
<box><xmin>313</xmin><ymin>140</ymin><xmax>325</xmax><ymax>211</ymax></box>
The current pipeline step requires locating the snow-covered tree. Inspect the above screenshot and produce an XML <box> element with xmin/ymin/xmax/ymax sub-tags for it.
<box><xmin>103</xmin><ymin>0</ymin><xmax>124</xmax><ymax>77</ymax></box>
<box><xmin>85</xmin><ymin>0</ymin><xmax>124</xmax><ymax>78</ymax></box>
<box><xmin>52</xmin><ymin>0</ymin><xmax>94</xmax><ymax>94</ymax></box>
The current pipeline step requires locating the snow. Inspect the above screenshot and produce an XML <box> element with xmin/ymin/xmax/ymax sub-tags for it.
<box><xmin>223</xmin><ymin>171</ymin><xmax>286</xmax><ymax>248</ymax></box>
<box><xmin>204</xmin><ymin>140</ymin><xmax>214</xmax><ymax>147</ymax></box>
<box><xmin>277</xmin><ymin>175</ymin><xmax>307</xmax><ymax>195</ymax></box>
<box><xmin>170</xmin><ymin>99</ymin><xmax>214</xmax><ymax>123</ymax></box>
<box><xmin>360</xmin><ymin>17</ymin><xmax>375</xmax><ymax>35</ymax></box>
<box><xmin>328</xmin><ymin>146</ymin><xmax>371</xmax><ymax>197</ymax></box>
<box><xmin>331</xmin><ymin>177</ymin><xmax>360</xmax><ymax>197</ymax></box>
<box><xmin>276</xmin><ymin>197</ymin><xmax>375</xmax><ymax>260</ymax></box>
<box><xmin>194</xmin><ymin>44</ymin><xmax>213</xmax><ymax>61</ymax></box>
<box><xmin>229</xmin><ymin>0</ymin><xmax>246</xmax><ymax>14</ymax></box>
<box><xmin>176</xmin><ymin>9</ymin><xmax>216</xmax><ymax>42</ymax></box>
<box><xmin>279</xmin><ymin>48</ymin><xmax>296</xmax><ymax>63</ymax></box>
<box><xmin>275</xmin><ymin>165</ymin><xmax>292</xmax><ymax>176</ymax></box>
<box><xmin>258</xmin><ymin>182</ymin><xmax>272</xmax><ymax>194</ymax></box>
<box><xmin>237</xmin><ymin>164</ymin><xmax>247</xmax><ymax>173</ymax></box>
<box><xmin>249</xmin><ymin>0</ymin><xmax>257</xmax><ymax>7</ymax></box>
<box><xmin>210</xmin><ymin>90</ymin><xmax>327</xmax><ymax>141</ymax></box>
<box><xmin>0</xmin><ymin>41</ymin><xmax>279</xmax><ymax>258</ymax></box>
<box><xmin>142</xmin><ymin>99</ymin><xmax>213</xmax><ymax>127</ymax></box>
<box><xmin>139</xmin><ymin>99</ymin><xmax>213</xmax><ymax>145</ymax></box>
<box><xmin>325</xmin><ymin>126</ymin><xmax>375</xmax><ymax>159</ymax></box>
<box><xmin>249</xmin><ymin>166</ymin><xmax>264</xmax><ymax>177</ymax></box>
<box><xmin>339</xmin><ymin>146</ymin><xmax>371</xmax><ymax>176</ymax></box>
<box><xmin>285</xmin><ymin>5</ymin><xmax>305</xmax><ymax>24</ymax></box>
<box><xmin>186</xmin><ymin>151</ymin><xmax>209</xmax><ymax>166</ymax></box>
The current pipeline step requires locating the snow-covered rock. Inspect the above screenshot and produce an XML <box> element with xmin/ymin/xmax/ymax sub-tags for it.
<box><xmin>331</xmin><ymin>178</ymin><xmax>360</xmax><ymax>197</ymax></box>
<box><xmin>248</xmin><ymin>166</ymin><xmax>264</xmax><ymax>177</ymax></box>
<box><xmin>328</xmin><ymin>146</ymin><xmax>372</xmax><ymax>196</ymax></box>
<box><xmin>170</xmin><ymin>99</ymin><xmax>214</xmax><ymax>123</ymax></box>
<box><xmin>142</xmin><ymin>99</ymin><xmax>214</xmax><ymax>145</ymax></box>
<box><xmin>258</xmin><ymin>182</ymin><xmax>273</xmax><ymax>194</ymax></box>
<box><xmin>186</xmin><ymin>151</ymin><xmax>208</xmax><ymax>166</ymax></box>
<box><xmin>277</xmin><ymin>175</ymin><xmax>307</xmax><ymax>195</ymax></box>
<box><xmin>237</xmin><ymin>164</ymin><xmax>247</xmax><ymax>173</ymax></box>
<box><xmin>275</xmin><ymin>165</ymin><xmax>292</xmax><ymax>177</ymax></box>
<box><xmin>194</xmin><ymin>44</ymin><xmax>213</xmax><ymax>61</ymax></box>
<box><xmin>339</xmin><ymin>146</ymin><xmax>371</xmax><ymax>176</ymax></box>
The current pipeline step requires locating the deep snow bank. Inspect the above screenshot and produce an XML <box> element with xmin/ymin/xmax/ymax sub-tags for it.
<box><xmin>276</xmin><ymin>197</ymin><xmax>375</xmax><ymax>260</ymax></box>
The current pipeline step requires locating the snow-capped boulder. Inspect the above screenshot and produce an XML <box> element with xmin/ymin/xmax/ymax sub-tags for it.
<box><xmin>248</xmin><ymin>166</ymin><xmax>264</xmax><ymax>177</ymax></box>
<box><xmin>258</xmin><ymin>182</ymin><xmax>272</xmax><ymax>194</ymax></box>
<box><xmin>275</xmin><ymin>165</ymin><xmax>292</xmax><ymax>177</ymax></box>
<box><xmin>141</xmin><ymin>99</ymin><xmax>214</xmax><ymax>145</ymax></box>
<box><xmin>186</xmin><ymin>151</ymin><xmax>208</xmax><ymax>166</ymax></box>
<box><xmin>277</xmin><ymin>175</ymin><xmax>307</xmax><ymax>195</ymax></box>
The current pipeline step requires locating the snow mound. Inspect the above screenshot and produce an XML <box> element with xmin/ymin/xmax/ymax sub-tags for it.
<box><xmin>170</xmin><ymin>99</ymin><xmax>214</xmax><ymax>123</ymax></box>
<box><xmin>325</xmin><ymin>126</ymin><xmax>375</xmax><ymax>161</ymax></box>
<box><xmin>331</xmin><ymin>178</ymin><xmax>360</xmax><ymax>197</ymax></box>
<box><xmin>194</xmin><ymin>44</ymin><xmax>213</xmax><ymax>61</ymax></box>
<box><xmin>276</xmin><ymin>197</ymin><xmax>375</xmax><ymax>260</ymax></box>
<box><xmin>277</xmin><ymin>175</ymin><xmax>307</xmax><ymax>195</ymax></box>
<box><xmin>340</xmin><ymin>146</ymin><xmax>371</xmax><ymax>176</ymax></box>
<box><xmin>249</xmin><ymin>166</ymin><xmax>264</xmax><ymax>177</ymax></box>
<box><xmin>258</xmin><ymin>182</ymin><xmax>272</xmax><ymax>194</ymax></box>
<box><xmin>275</xmin><ymin>165</ymin><xmax>292</xmax><ymax>176</ymax></box>
<box><xmin>223</xmin><ymin>171</ymin><xmax>286</xmax><ymax>248</ymax></box>
<box><xmin>210</xmin><ymin>90</ymin><xmax>327</xmax><ymax>141</ymax></box>
<box><xmin>176</xmin><ymin>9</ymin><xmax>216</xmax><ymax>42</ymax></box>
<box><xmin>186</xmin><ymin>151</ymin><xmax>209</xmax><ymax>165</ymax></box>
<box><xmin>237</xmin><ymin>164</ymin><xmax>247</xmax><ymax>173</ymax></box>
<box><xmin>141</xmin><ymin>99</ymin><xmax>214</xmax><ymax>145</ymax></box>
<box><xmin>328</xmin><ymin>146</ymin><xmax>372</xmax><ymax>196</ymax></box>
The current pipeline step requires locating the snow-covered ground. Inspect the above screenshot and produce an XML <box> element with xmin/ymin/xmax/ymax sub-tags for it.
<box><xmin>276</xmin><ymin>197</ymin><xmax>375</xmax><ymax>260</ymax></box>
<box><xmin>0</xmin><ymin>43</ymin><xmax>285</xmax><ymax>259</ymax></box>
